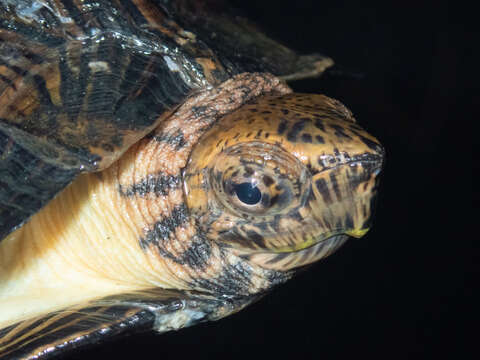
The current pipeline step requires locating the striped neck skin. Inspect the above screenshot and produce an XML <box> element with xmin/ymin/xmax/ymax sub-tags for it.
<box><xmin>0</xmin><ymin>73</ymin><xmax>383</xmax><ymax>328</ymax></box>
<box><xmin>185</xmin><ymin>93</ymin><xmax>384</xmax><ymax>270</ymax></box>
<box><xmin>0</xmin><ymin>73</ymin><xmax>293</xmax><ymax>328</ymax></box>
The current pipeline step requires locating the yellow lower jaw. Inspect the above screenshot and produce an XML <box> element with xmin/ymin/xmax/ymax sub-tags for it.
<box><xmin>270</xmin><ymin>236</ymin><xmax>317</xmax><ymax>253</ymax></box>
<box><xmin>346</xmin><ymin>228</ymin><xmax>370</xmax><ymax>238</ymax></box>
<box><xmin>291</xmin><ymin>236</ymin><xmax>318</xmax><ymax>252</ymax></box>
<box><xmin>267</xmin><ymin>228</ymin><xmax>369</xmax><ymax>254</ymax></box>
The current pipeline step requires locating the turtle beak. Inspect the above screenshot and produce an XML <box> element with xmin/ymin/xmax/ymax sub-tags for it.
<box><xmin>309</xmin><ymin>146</ymin><xmax>385</xmax><ymax>245</ymax></box>
<box><xmin>345</xmin><ymin>153</ymin><xmax>384</xmax><ymax>237</ymax></box>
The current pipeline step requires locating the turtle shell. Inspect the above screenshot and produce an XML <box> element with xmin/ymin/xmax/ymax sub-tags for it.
<box><xmin>0</xmin><ymin>0</ymin><xmax>332</xmax><ymax>240</ymax></box>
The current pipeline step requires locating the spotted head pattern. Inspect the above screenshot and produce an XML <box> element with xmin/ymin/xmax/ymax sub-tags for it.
<box><xmin>185</xmin><ymin>93</ymin><xmax>384</xmax><ymax>270</ymax></box>
<box><xmin>0</xmin><ymin>0</ymin><xmax>386</xmax><ymax>353</ymax></box>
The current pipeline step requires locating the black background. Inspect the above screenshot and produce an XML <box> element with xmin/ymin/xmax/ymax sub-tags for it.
<box><xmin>66</xmin><ymin>1</ymin><xmax>473</xmax><ymax>359</ymax></box>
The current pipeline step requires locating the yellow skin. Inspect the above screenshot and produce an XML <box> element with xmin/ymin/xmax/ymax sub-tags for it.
<box><xmin>0</xmin><ymin>74</ymin><xmax>383</xmax><ymax>332</ymax></box>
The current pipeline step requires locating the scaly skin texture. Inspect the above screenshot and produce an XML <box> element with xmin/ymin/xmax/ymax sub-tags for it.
<box><xmin>0</xmin><ymin>72</ymin><xmax>383</xmax><ymax>336</ymax></box>
<box><xmin>0</xmin><ymin>73</ymin><xmax>291</xmax><ymax>327</ymax></box>
<box><xmin>185</xmin><ymin>93</ymin><xmax>384</xmax><ymax>269</ymax></box>
<box><xmin>0</xmin><ymin>2</ymin><xmax>384</xmax><ymax>358</ymax></box>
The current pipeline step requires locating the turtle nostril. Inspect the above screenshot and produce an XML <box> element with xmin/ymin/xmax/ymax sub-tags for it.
<box><xmin>359</xmin><ymin>148</ymin><xmax>385</xmax><ymax>174</ymax></box>
<box><xmin>234</xmin><ymin>182</ymin><xmax>262</xmax><ymax>205</ymax></box>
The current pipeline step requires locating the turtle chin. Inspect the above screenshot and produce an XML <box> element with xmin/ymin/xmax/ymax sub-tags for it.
<box><xmin>230</xmin><ymin>233</ymin><xmax>350</xmax><ymax>271</ymax></box>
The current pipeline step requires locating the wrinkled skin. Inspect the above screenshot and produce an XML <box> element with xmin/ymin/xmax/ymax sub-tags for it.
<box><xmin>0</xmin><ymin>72</ymin><xmax>383</xmax><ymax>332</ymax></box>
<box><xmin>0</xmin><ymin>1</ymin><xmax>384</xmax><ymax>359</ymax></box>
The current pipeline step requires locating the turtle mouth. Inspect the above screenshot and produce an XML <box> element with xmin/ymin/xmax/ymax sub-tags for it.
<box><xmin>269</xmin><ymin>229</ymin><xmax>352</xmax><ymax>253</ymax></box>
<box><xmin>289</xmin><ymin>233</ymin><xmax>350</xmax><ymax>265</ymax></box>
<box><xmin>234</xmin><ymin>233</ymin><xmax>350</xmax><ymax>271</ymax></box>
<box><xmin>299</xmin><ymin>233</ymin><xmax>349</xmax><ymax>256</ymax></box>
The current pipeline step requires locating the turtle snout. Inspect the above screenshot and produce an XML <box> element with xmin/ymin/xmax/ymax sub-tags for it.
<box><xmin>360</xmin><ymin>143</ymin><xmax>385</xmax><ymax>176</ymax></box>
<box><xmin>352</xmin><ymin>149</ymin><xmax>385</xmax><ymax>179</ymax></box>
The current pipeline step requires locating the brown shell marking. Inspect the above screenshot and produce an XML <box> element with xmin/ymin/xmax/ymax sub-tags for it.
<box><xmin>0</xmin><ymin>0</ymin><xmax>232</xmax><ymax>173</ymax></box>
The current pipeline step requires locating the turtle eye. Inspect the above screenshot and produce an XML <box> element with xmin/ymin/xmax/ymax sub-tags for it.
<box><xmin>218</xmin><ymin>164</ymin><xmax>299</xmax><ymax>216</ymax></box>
<box><xmin>234</xmin><ymin>182</ymin><xmax>262</xmax><ymax>205</ymax></box>
<box><xmin>208</xmin><ymin>142</ymin><xmax>309</xmax><ymax>217</ymax></box>
<box><xmin>221</xmin><ymin>169</ymin><xmax>272</xmax><ymax>214</ymax></box>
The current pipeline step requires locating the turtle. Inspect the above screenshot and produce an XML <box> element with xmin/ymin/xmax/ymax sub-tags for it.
<box><xmin>0</xmin><ymin>0</ymin><xmax>385</xmax><ymax>359</ymax></box>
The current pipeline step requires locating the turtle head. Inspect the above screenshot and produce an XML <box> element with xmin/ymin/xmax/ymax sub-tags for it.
<box><xmin>184</xmin><ymin>93</ymin><xmax>384</xmax><ymax>270</ymax></box>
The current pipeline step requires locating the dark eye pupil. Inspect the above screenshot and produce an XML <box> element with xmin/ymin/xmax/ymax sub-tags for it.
<box><xmin>234</xmin><ymin>182</ymin><xmax>262</xmax><ymax>205</ymax></box>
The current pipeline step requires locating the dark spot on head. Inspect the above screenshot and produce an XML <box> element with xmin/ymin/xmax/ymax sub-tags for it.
<box><xmin>263</xmin><ymin>175</ymin><xmax>274</xmax><ymax>187</ymax></box>
<box><xmin>244</xmin><ymin>166</ymin><xmax>254</xmax><ymax>176</ymax></box>
<box><xmin>270</xmin><ymin>194</ymin><xmax>279</xmax><ymax>206</ymax></box>
<box><xmin>286</xmin><ymin>119</ymin><xmax>307</xmax><ymax>142</ymax></box>
<box><xmin>301</xmin><ymin>133</ymin><xmax>313</xmax><ymax>143</ymax></box>
<box><xmin>315</xmin><ymin>178</ymin><xmax>332</xmax><ymax>204</ymax></box>
<box><xmin>277</xmin><ymin>120</ymin><xmax>287</xmax><ymax>135</ymax></box>
<box><xmin>314</xmin><ymin>119</ymin><xmax>325</xmax><ymax>131</ymax></box>
<box><xmin>281</xmin><ymin>109</ymin><xmax>289</xmax><ymax>115</ymax></box>
<box><xmin>246</xmin><ymin>230</ymin><xmax>266</xmax><ymax>248</ymax></box>
<box><xmin>332</xmin><ymin>124</ymin><xmax>352</xmax><ymax>139</ymax></box>
<box><xmin>329</xmin><ymin>172</ymin><xmax>341</xmax><ymax>200</ymax></box>
<box><xmin>359</xmin><ymin>135</ymin><xmax>381</xmax><ymax>151</ymax></box>
<box><xmin>315</xmin><ymin>135</ymin><xmax>325</xmax><ymax>144</ymax></box>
